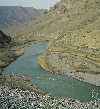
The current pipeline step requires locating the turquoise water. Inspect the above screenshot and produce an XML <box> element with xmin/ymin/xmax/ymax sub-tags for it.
<box><xmin>2</xmin><ymin>42</ymin><xmax>100</xmax><ymax>102</ymax></box>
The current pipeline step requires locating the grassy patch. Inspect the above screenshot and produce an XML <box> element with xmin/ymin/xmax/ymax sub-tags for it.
<box><xmin>15</xmin><ymin>48</ymin><xmax>25</xmax><ymax>56</ymax></box>
<box><xmin>0</xmin><ymin>61</ymin><xmax>6</xmax><ymax>67</ymax></box>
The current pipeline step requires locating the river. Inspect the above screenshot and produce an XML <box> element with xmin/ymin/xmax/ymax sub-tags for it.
<box><xmin>2</xmin><ymin>42</ymin><xmax>100</xmax><ymax>102</ymax></box>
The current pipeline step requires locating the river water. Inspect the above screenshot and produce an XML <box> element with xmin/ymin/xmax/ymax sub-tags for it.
<box><xmin>2</xmin><ymin>42</ymin><xmax>100</xmax><ymax>102</ymax></box>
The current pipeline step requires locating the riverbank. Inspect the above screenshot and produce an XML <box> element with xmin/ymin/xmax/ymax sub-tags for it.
<box><xmin>38</xmin><ymin>52</ymin><xmax>100</xmax><ymax>86</ymax></box>
<box><xmin>0</xmin><ymin>86</ymin><xmax>100</xmax><ymax>109</ymax></box>
<box><xmin>0</xmin><ymin>48</ymin><xmax>25</xmax><ymax>72</ymax></box>
<box><xmin>38</xmin><ymin>54</ymin><xmax>52</xmax><ymax>72</ymax></box>
<box><xmin>0</xmin><ymin>73</ymin><xmax>45</xmax><ymax>94</ymax></box>
<box><xmin>0</xmin><ymin>42</ymin><xmax>100</xmax><ymax>108</ymax></box>
<box><xmin>0</xmin><ymin>72</ymin><xmax>95</xmax><ymax>109</ymax></box>
<box><xmin>0</xmin><ymin>71</ymin><xmax>100</xmax><ymax>108</ymax></box>
<box><xmin>0</xmin><ymin>40</ymin><xmax>37</xmax><ymax>72</ymax></box>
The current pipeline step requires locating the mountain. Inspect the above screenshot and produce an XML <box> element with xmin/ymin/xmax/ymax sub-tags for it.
<box><xmin>4</xmin><ymin>0</ymin><xmax>100</xmax><ymax>44</ymax></box>
<box><xmin>0</xmin><ymin>6</ymin><xmax>47</xmax><ymax>29</ymax></box>
<box><xmin>4</xmin><ymin>0</ymin><xmax>100</xmax><ymax>85</ymax></box>
<box><xmin>0</xmin><ymin>30</ymin><xmax>11</xmax><ymax>47</ymax></box>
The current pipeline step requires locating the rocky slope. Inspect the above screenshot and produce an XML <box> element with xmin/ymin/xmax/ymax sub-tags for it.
<box><xmin>0</xmin><ymin>86</ymin><xmax>100</xmax><ymax>109</ymax></box>
<box><xmin>0</xmin><ymin>30</ymin><xmax>11</xmax><ymax>47</ymax></box>
<box><xmin>0</xmin><ymin>6</ymin><xmax>46</xmax><ymax>29</ymax></box>
<box><xmin>0</xmin><ymin>30</ymin><xmax>25</xmax><ymax>72</ymax></box>
<box><xmin>4</xmin><ymin>0</ymin><xmax>100</xmax><ymax>85</ymax></box>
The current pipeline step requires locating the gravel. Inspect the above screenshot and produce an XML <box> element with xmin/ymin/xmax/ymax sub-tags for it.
<box><xmin>0</xmin><ymin>86</ymin><xmax>100</xmax><ymax>109</ymax></box>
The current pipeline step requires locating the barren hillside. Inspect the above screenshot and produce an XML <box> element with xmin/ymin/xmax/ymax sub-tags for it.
<box><xmin>0</xmin><ymin>6</ymin><xmax>46</xmax><ymax>29</ymax></box>
<box><xmin>4</xmin><ymin>0</ymin><xmax>100</xmax><ymax>85</ymax></box>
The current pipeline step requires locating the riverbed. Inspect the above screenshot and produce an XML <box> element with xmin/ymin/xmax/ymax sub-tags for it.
<box><xmin>2</xmin><ymin>42</ymin><xmax>100</xmax><ymax>102</ymax></box>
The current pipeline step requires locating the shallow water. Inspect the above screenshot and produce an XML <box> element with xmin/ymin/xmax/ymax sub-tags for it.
<box><xmin>2</xmin><ymin>42</ymin><xmax>100</xmax><ymax>102</ymax></box>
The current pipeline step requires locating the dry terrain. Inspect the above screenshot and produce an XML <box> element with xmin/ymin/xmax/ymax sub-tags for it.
<box><xmin>4</xmin><ymin>0</ymin><xmax>100</xmax><ymax>85</ymax></box>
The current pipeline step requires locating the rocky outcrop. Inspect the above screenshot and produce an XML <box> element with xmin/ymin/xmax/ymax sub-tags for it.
<box><xmin>0</xmin><ymin>30</ymin><xmax>11</xmax><ymax>47</ymax></box>
<box><xmin>0</xmin><ymin>30</ymin><xmax>25</xmax><ymax>72</ymax></box>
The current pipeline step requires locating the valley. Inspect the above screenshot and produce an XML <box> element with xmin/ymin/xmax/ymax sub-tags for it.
<box><xmin>0</xmin><ymin>0</ymin><xmax>100</xmax><ymax>108</ymax></box>
<box><xmin>4</xmin><ymin>0</ymin><xmax>100</xmax><ymax>85</ymax></box>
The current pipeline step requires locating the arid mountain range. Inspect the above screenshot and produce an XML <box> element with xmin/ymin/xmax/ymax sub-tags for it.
<box><xmin>0</xmin><ymin>6</ymin><xmax>46</xmax><ymax>29</ymax></box>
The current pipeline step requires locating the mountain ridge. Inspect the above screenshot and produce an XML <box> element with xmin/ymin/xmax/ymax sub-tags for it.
<box><xmin>0</xmin><ymin>6</ymin><xmax>47</xmax><ymax>29</ymax></box>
